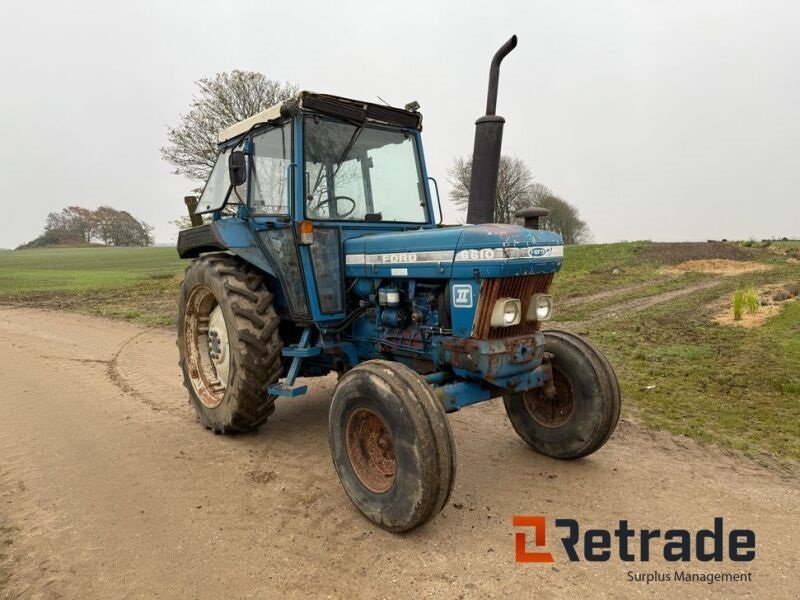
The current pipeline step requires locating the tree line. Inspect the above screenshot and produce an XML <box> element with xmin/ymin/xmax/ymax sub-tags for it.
<box><xmin>448</xmin><ymin>156</ymin><xmax>590</xmax><ymax>244</ymax></box>
<box><xmin>18</xmin><ymin>206</ymin><xmax>154</xmax><ymax>249</ymax></box>
<box><xmin>163</xmin><ymin>70</ymin><xmax>591</xmax><ymax>244</ymax></box>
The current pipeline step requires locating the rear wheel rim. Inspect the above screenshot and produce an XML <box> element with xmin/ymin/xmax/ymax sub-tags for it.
<box><xmin>345</xmin><ymin>407</ymin><xmax>397</xmax><ymax>493</ymax></box>
<box><xmin>523</xmin><ymin>370</ymin><xmax>575</xmax><ymax>428</ymax></box>
<box><xmin>184</xmin><ymin>286</ymin><xmax>230</xmax><ymax>409</ymax></box>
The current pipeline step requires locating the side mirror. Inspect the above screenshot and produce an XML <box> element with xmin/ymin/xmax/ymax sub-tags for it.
<box><xmin>228</xmin><ymin>151</ymin><xmax>247</xmax><ymax>187</ymax></box>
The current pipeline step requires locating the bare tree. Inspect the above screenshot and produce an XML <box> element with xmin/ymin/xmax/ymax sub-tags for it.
<box><xmin>161</xmin><ymin>71</ymin><xmax>298</xmax><ymax>184</ymax></box>
<box><xmin>448</xmin><ymin>156</ymin><xmax>534</xmax><ymax>224</ymax></box>
<box><xmin>448</xmin><ymin>155</ymin><xmax>591</xmax><ymax>244</ymax></box>
<box><xmin>527</xmin><ymin>183</ymin><xmax>591</xmax><ymax>244</ymax></box>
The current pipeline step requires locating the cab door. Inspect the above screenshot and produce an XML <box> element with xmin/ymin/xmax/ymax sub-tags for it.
<box><xmin>281</xmin><ymin>116</ymin><xmax>347</xmax><ymax>323</ymax></box>
<box><xmin>247</xmin><ymin>121</ymin><xmax>317</xmax><ymax>321</ymax></box>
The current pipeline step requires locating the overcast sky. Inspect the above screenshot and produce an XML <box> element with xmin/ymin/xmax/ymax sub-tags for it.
<box><xmin>1</xmin><ymin>0</ymin><xmax>798</xmax><ymax>248</ymax></box>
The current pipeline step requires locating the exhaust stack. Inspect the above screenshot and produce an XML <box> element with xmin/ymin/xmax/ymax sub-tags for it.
<box><xmin>466</xmin><ymin>35</ymin><xmax>518</xmax><ymax>225</ymax></box>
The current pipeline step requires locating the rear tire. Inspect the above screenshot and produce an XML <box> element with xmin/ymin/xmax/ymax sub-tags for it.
<box><xmin>177</xmin><ymin>253</ymin><xmax>283</xmax><ymax>433</ymax></box>
<box><xmin>503</xmin><ymin>330</ymin><xmax>620</xmax><ymax>459</ymax></box>
<box><xmin>329</xmin><ymin>361</ymin><xmax>456</xmax><ymax>532</ymax></box>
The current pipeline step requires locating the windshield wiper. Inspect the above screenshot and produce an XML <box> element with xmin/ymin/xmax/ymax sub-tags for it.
<box><xmin>330</xmin><ymin>124</ymin><xmax>364</xmax><ymax>180</ymax></box>
<box><xmin>308</xmin><ymin>124</ymin><xmax>364</xmax><ymax>199</ymax></box>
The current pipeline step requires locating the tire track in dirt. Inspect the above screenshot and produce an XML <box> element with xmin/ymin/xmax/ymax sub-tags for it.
<box><xmin>108</xmin><ymin>328</ymin><xmax>195</xmax><ymax>419</ymax></box>
<box><xmin>555</xmin><ymin>278</ymin><xmax>724</xmax><ymax>330</ymax></box>
<box><xmin>558</xmin><ymin>277</ymin><xmax>681</xmax><ymax>309</ymax></box>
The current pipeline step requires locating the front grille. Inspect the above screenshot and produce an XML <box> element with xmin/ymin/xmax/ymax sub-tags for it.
<box><xmin>473</xmin><ymin>273</ymin><xmax>554</xmax><ymax>339</ymax></box>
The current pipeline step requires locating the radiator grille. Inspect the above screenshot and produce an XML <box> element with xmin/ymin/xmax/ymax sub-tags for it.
<box><xmin>473</xmin><ymin>273</ymin><xmax>554</xmax><ymax>339</ymax></box>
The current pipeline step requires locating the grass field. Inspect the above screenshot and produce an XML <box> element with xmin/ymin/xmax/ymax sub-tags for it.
<box><xmin>1</xmin><ymin>242</ymin><xmax>798</xmax><ymax>464</ymax></box>
<box><xmin>0</xmin><ymin>247</ymin><xmax>184</xmax><ymax>325</ymax></box>
<box><xmin>588</xmin><ymin>275</ymin><xmax>800</xmax><ymax>462</ymax></box>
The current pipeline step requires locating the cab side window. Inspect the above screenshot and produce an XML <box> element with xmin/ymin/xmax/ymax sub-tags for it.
<box><xmin>250</xmin><ymin>124</ymin><xmax>292</xmax><ymax>214</ymax></box>
<box><xmin>197</xmin><ymin>149</ymin><xmax>232</xmax><ymax>214</ymax></box>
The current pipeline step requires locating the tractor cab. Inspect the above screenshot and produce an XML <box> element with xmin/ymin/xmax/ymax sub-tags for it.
<box><xmin>182</xmin><ymin>92</ymin><xmax>440</xmax><ymax>323</ymax></box>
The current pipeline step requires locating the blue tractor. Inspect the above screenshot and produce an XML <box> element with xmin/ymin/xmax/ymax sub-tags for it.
<box><xmin>176</xmin><ymin>36</ymin><xmax>620</xmax><ymax>531</ymax></box>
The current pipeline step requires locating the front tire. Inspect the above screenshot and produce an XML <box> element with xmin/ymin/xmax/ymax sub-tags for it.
<box><xmin>503</xmin><ymin>329</ymin><xmax>620</xmax><ymax>459</ymax></box>
<box><xmin>329</xmin><ymin>361</ymin><xmax>456</xmax><ymax>532</ymax></box>
<box><xmin>177</xmin><ymin>253</ymin><xmax>283</xmax><ymax>434</ymax></box>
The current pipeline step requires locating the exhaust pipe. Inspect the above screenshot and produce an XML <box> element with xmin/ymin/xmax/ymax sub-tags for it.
<box><xmin>466</xmin><ymin>35</ymin><xmax>518</xmax><ymax>225</ymax></box>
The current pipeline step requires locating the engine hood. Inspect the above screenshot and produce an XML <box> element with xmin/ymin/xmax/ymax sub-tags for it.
<box><xmin>344</xmin><ymin>223</ymin><xmax>563</xmax><ymax>279</ymax></box>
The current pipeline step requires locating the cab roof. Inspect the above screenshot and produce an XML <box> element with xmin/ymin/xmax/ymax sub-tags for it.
<box><xmin>217</xmin><ymin>91</ymin><xmax>423</xmax><ymax>145</ymax></box>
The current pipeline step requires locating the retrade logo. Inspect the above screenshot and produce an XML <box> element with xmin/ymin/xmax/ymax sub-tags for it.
<box><xmin>513</xmin><ymin>516</ymin><xmax>756</xmax><ymax>563</ymax></box>
<box><xmin>513</xmin><ymin>516</ymin><xmax>554</xmax><ymax>562</ymax></box>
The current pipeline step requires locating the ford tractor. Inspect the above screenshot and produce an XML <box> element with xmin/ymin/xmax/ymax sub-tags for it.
<box><xmin>176</xmin><ymin>36</ymin><xmax>620</xmax><ymax>532</ymax></box>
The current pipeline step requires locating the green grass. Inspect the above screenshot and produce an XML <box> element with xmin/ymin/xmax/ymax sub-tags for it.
<box><xmin>732</xmin><ymin>287</ymin><xmax>761</xmax><ymax>320</ymax></box>
<box><xmin>587</xmin><ymin>264</ymin><xmax>800</xmax><ymax>463</ymax></box>
<box><xmin>0</xmin><ymin>247</ymin><xmax>183</xmax><ymax>294</ymax></box>
<box><xmin>550</xmin><ymin>242</ymin><xmax>655</xmax><ymax>299</ymax></box>
<box><xmin>771</xmin><ymin>240</ymin><xmax>800</xmax><ymax>251</ymax></box>
<box><xmin>0</xmin><ymin>247</ymin><xmax>184</xmax><ymax>326</ymax></box>
<box><xmin>553</xmin><ymin>272</ymin><xmax>710</xmax><ymax>322</ymax></box>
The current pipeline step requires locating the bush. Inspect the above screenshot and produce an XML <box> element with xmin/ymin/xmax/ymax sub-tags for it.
<box><xmin>733</xmin><ymin>288</ymin><xmax>759</xmax><ymax>321</ymax></box>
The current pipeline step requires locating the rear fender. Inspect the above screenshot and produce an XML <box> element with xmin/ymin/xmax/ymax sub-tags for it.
<box><xmin>177</xmin><ymin>220</ymin><xmax>277</xmax><ymax>280</ymax></box>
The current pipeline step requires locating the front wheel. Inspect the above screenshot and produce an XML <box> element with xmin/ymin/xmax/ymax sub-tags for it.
<box><xmin>328</xmin><ymin>361</ymin><xmax>456</xmax><ymax>532</ymax></box>
<box><xmin>504</xmin><ymin>329</ymin><xmax>621</xmax><ymax>459</ymax></box>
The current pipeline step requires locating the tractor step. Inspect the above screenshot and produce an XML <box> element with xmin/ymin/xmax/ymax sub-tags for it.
<box><xmin>268</xmin><ymin>382</ymin><xmax>308</xmax><ymax>398</ymax></box>
<box><xmin>281</xmin><ymin>345</ymin><xmax>321</xmax><ymax>358</ymax></box>
<box><xmin>268</xmin><ymin>326</ymin><xmax>315</xmax><ymax>399</ymax></box>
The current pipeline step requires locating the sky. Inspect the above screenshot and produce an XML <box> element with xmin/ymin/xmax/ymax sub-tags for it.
<box><xmin>1</xmin><ymin>0</ymin><xmax>798</xmax><ymax>248</ymax></box>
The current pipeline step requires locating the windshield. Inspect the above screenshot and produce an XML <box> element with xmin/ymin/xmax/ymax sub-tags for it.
<box><xmin>304</xmin><ymin>117</ymin><xmax>428</xmax><ymax>223</ymax></box>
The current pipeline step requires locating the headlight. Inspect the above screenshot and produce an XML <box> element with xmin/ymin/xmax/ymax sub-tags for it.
<box><xmin>490</xmin><ymin>298</ymin><xmax>522</xmax><ymax>327</ymax></box>
<box><xmin>527</xmin><ymin>294</ymin><xmax>553</xmax><ymax>321</ymax></box>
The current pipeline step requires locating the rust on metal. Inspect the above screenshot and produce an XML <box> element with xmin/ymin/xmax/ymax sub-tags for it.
<box><xmin>473</xmin><ymin>273</ymin><xmax>554</xmax><ymax>339</ymax></box>
<box><xmin>539</xmin><ymin>354</ymin><xmax>557</xmax><ymax>399</ymax></box>
<box><xmin>344</xmin><ymin>408</ymin><xmax>397</xmax><ymax>494</ymax></box>
<box><xmin>523</xmin><ymin>367</ymin><xmax>575</xmax><ymax>428</ymax></box>
<box><xmin>438</xmin><ymin>333</ymin><xmax>541</xmax><ymax>381</ymax></box>
<box><xmin>183</xmin><ymin>285</ymin><xmax>226</xmax><ymax>409</ymax></box>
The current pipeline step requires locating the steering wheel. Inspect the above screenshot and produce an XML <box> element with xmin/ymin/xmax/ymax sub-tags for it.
<box><xmin>311</xmin><ymin>195</ymin><xmax>357</xmax><ymax>218</ymax></box>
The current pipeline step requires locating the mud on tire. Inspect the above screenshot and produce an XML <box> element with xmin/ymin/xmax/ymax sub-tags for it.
<box><xmin>177</xmin><ymin>253</ymin><xmax>283</xmax><ymax>433</ymax></box>
<box><xmin>503</xmin><ymin>329</ymin><xmax>621</xmax><ymax>459</ymax></box>
<box><xmin>329</xmin><ymin>360</ymin><xmax>456</xmax><ymax>532</ymax></box>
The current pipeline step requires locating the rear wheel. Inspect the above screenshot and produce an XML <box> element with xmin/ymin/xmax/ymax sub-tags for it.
<box><xmin>503</xmin><ymin>330</ymin><xmax>620</xmax><ymax>459</ymax></box>
<box><xmin>329</xmin><ymin>361</ymin><xmax>456</xmax><ymax>532</ymax></box>
<box><xmin>177</xmin><ymin>253</ymin><xmax>283</xmax><ymax>433</ymax></box>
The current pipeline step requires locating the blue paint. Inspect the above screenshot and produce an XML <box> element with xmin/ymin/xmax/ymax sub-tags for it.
<box><xmin>182</xmin><ymin>104</ymin><xmax>564</xmax><ymax>408</ymax></box>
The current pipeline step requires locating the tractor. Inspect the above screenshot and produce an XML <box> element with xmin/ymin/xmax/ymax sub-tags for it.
<box><xmin>176</xmin><ymin>35</ymin><xmax>620</xmax><ymax>532</ymax></box>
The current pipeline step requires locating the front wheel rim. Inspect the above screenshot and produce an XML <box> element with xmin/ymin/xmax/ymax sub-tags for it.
<box><xmin>184</xmin><ymin>286</ymin><xmax>230</xmax><ymax>409</ymax></box>
<box><xmin>344</xmin><ymin>407</ymin><xmax>397</xmax><ymax>493</ymax></box>
<box><xmin>523</xmin><ymin>370</ymin><xmax>576</xmax><ymax>428</ymax></box>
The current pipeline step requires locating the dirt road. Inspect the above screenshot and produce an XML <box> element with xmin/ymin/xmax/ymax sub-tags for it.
<box><xmin>0</xmin><ymin>307</ymin><xmax>797</xmax><ymax>599</ymax></box>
